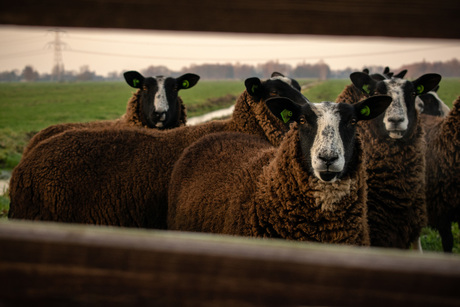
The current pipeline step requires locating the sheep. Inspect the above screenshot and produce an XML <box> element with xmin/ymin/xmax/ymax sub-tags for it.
<box><xmin>336</xmin><ymin>72</ymin><xmax>442</xmax><ymax>249</ymax></box>
<box><xmin>416</xmin><ymin>85</ymin><xmax>450</xmax><ymax>117</ymax></box>
<box><xmin>8</xmin><ymin>74</ymin><xmax>309</xmax><ymax>229</ymax></box>
<box><xmin>167</xmin><ymin>95</ymin><xmax>392</xmax><ymax>245</ymax></box>
<box><xmin>421</xmin><ymin>96</ymin><xmax>460</xmax><ymax>252</ymax></box>
<box><xmin>21</xmin><ymin>71</ymin><xmax>200</xmax><ymax>157</ymax></box>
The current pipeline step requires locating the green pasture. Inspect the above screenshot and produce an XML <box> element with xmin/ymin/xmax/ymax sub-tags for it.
<box><xmin>0</xmin><ymin>78</ymin><xmax>459</xmax><ymax>254</ymax></box>
<box><xmin>303</xmin><ymin>78</ymin><xmax>460</xmax><ymax>107</ymax></box>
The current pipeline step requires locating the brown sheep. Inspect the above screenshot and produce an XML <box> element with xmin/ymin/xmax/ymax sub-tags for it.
<box><xmin>336</xmin><ymin>72</ymin><xmax>441</xmax><ymax>249</ymax></box>
<box><xmin>421</xmin><ymin>96</ymin><xmax>460</xmax><ymax>252</ymax></box>
<box><xmin>8</xmin><ymin>75</ymin><xmax>308</xmax><ymax>229</ymax></box>
<box><xmin>167</xmin><ymin>95</ymin><xmax>392</xmax><ymax>245</ymax></box>
<box><xmin>21</xmin><ymin>71</ymin><xmax>200</xmax><ymax>157</ymax></box>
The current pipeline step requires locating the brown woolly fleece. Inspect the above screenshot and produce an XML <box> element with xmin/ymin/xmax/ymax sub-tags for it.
<box><xmin>8</xmin><ymin>91</ymin><xmax>290</xmax><ymax>228</ymax></box>
<box><xmin>336</xmin><ymin>84</ymin><xmax>427</xmax><ymax>249</ymax></box>
<box><xmin>421</xmin><ymin>96</ymin><xmax>460</xmax><ymax>252</ymax></box>
<box><xmin>21</xmin><ymin>90</ymin><xmax>187</xmax><ymax>158</ymax></box>
<box><xmin>168</xmin><ymin>126</ymin><xmax>370</xmax><ymax>246</ymax></box>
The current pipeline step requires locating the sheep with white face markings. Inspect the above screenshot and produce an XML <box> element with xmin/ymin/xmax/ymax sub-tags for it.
<box><xmin>8</xmin><ymin>73</ymin><xmax>308</xmax><ymax>228</ymax></box>
<box><xmin>336</xmin><ymin>72</ymin><xmax>441</xmax><ymax>249</ymax></box>
<box><xmin>416</xmin><ymin>85</ymin><xmax>450</xmax><ymax>117</ymax></box>
<box><xmin>21</xmin><ymin>71</ymin><xmax>200</xmax><ymax>157</ymax></box>
<box><xmin>167</xmin><ymin>95</ymin><xmax>392</xmax><ymax>245</ymax></box>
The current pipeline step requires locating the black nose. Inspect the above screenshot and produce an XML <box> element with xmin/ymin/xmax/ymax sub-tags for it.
<box><xmin>387</xmin><ymin>116</ymin><xmax>404</xmax><ymax>124</ymax></box>
<box><xmin>319</xmin><ymin>155</ymin><xmax>338</xmax><ymax>166</ymax></box>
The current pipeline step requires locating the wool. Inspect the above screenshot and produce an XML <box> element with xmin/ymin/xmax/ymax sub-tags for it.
<box><xmin>422</xmin><ymin>96</ymin><xmax>460</xmax><ymax>252</ymax></box>
<box><xmin>22</xmin><ymin>89</ymin><xmax>187</xmax><ymax>158</ymax></box>
<box><xmin>336</xmin><ymin>83</ymin><xmax>427</xmax><ymax>249</ymax></box>
<box><xmin>9</xmin><ymin>90</ymin><xmax>297</xmax><ymax>228</ymax></box>
<box><xmin>168</xmin><ymin>125</ymin><xmax>370</xmax><ymax>246</ymax></box>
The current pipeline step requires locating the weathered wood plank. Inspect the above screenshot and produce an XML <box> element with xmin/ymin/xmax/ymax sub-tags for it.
<box><xmin>0</xmin><ymin>220</ymin><xmax>459</xmax><ymax>306</ymax></box>
<box><xmin>1</xmin><ymin>0</ymin><xmax>460</xmax><ymax>39</ymax></box>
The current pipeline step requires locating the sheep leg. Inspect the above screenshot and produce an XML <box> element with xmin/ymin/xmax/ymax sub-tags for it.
<box><xmin>438</xmin><ymin>220</ymin><xmax>454</xmax><ymax>253</ymax></box>
<box><xmin>411</xmin><ymin>237</ymin><xmax>423</xmax><ymax>253</ymax></box>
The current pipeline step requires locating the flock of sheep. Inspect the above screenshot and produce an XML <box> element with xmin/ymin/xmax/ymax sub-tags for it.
<box><xmin>7</xmin><ymin>68</ymin><xmax>459</xmax><ymax>252</ymax></box>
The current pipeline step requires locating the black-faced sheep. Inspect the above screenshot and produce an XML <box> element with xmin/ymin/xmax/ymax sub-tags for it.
<box><xmin>336</xmin><ymin>72</ymin><xmax>441</xmax><ymax>249</ymax></box>
<box><xmin>167</xmin><ymin>95</ymin><xmax>392</xmax><ymax>245</ymax></box>
<box><xmin>8</xmin><ymin>74</ymin><xmax>308</xmax><ymax>229</ymax></box>
<box><xmin>421</xmin><ymin>96</ymin><xmax>460</xmax><ymax>252</ymax></box>
<box><xmin>416</xmin><ymin>85</ymin><xmax>450</xmax><ymax>117</ymax></box>
<box><xmin>21</xmin><ymin>71</ymin><xmax>200</xmax><ymax>157</ymax></box>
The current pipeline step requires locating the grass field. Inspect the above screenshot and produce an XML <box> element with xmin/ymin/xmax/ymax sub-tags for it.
<box><xmin>0</xmin><ymin>78</ymin><xmax>459</xmax><ymax>254</ymax></box>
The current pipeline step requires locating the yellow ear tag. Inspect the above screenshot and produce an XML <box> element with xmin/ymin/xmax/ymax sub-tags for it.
<box><xmin>280</xmin><ymin>109</ymin><xmax>293</xmax><ymax>123</ymax></box>
<box><xmin>133</xmin><ymin>78</ymin><xmax>140</xmax><ymax>87</ymax></box>
<box><xmin>251</xmin><ymin>84</ymin><xmax>258</xmax><ymax>94</ymax></box>
<box><xmin>182</xmin><ymin>80</ymin><xmax>190</xmax><ymax>88</ymax></box>
<box><xmin>360</xmin><ymin>105</ymin><xmax>371</xmax><ymax>116</ymax></box>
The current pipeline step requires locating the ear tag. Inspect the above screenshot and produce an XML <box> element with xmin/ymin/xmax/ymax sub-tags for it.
<box><xmin>280</xmin><ymin>109</ymin><xmax>293</xmax><ymax>123</ymax></box>
<box><xmin>362</xmin><ymin>84</ymin><xmax>371</xmax><ymax>94</ymax></box>
<box><xmin>251</xmin><ymin>84</ymin><xmax>258</xmax><ymax>94</ymax></box>
<box><xmin>416</xmin><ymin>85</ymin><xmax>424</xmax><ymax>94</ymax></box>
<box><xmin>133</xmin><ymin>78</ymin><xmax>140</xmax><ymax>87</ymax></box>
<box><xmin>182</xmin><ymin>80</ymin><xmax>190</xmax><ymax>89</ymax></box>
<box><xmin>360</xmin><ymin>105</ymin><xmax>371</xmax><ymax>116</ymax></box>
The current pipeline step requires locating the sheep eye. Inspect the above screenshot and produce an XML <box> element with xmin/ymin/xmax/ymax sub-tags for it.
<box><xmin>299</xmin><ymin>116</ymin><xmax>307</xmax><ymax>125</ymax></box>
<box><xmin>142</xmin><ymin>85</ymin><xmax>148</xmax><ymax>91</ymax></box>
<box><xmin>350</xmin><ymin>118</ymin><xmax>357</xmax><ymax>126</ymax></box>
<box><xmin>269</xmin><ymin>90</ymin><xmax>278</xmax><ymax>96</ymax></box>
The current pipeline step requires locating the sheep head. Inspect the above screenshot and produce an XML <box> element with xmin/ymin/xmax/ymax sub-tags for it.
<box><xmin>350</xmin><ymin>72</ymin><xmax>441</xmax><ymax>140</ymax></box>
<box><xmin>266</xmin><ymin>95</ymin><xmax>392</xmax><ymax>182</ymax></box>
<box><xmin>124</xmin><ymin>71</ymin><xmax>200</xmax><ymax>129</ymax></box>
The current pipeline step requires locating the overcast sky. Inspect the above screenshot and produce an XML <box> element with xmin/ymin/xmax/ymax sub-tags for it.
<box><xmin>1</xmin><ymin>25</ymin><xmax>460</xmax><ymax>76</ymax></box>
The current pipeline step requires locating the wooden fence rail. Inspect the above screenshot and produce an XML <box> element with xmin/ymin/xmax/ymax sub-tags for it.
<box><xmin>1</xmin><ymin>0</ymin><xmax>460</xmax><ymax>39</ymax></box>
<box><xmin>0</xmin><ymin>221</ymin><xmax>460</xmax><ymax>306</ymax></box>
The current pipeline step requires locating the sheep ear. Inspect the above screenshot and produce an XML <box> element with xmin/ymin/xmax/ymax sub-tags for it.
<box><xmin>124</xmin><ymin>71</ymin><xmax>145</xmax><ymax>88</ymax></box>
<box><xmin>355</xmin><ymin>95</ymin><xmax>392</xmax><ymax>121</ymax></box>
<box><xmin>394</xmin><ymin>69</ymin><xmax>407</xmax><ymax>78</ymax></box>
<box><xmin>350</xmin><ymin>72</ymin><xmax>377</xmax><ymax>95</ymax></box>
<box><xmin>177</xmin><ymin>73</ymin><xmax>200</xmax><ymax>90</ymax></box>
<box><xmin>245</xmin><ymin>77</ymin><xmax>263</xmax><ymax>99</ymax></box>
<box><xmin>362</xmin><ymin>68</ymin><xmax>369</xmax><ymax>74</ymax></box>
<box><xmin>370</xmin><ymin>73</ymin><xmax>385</xmax><ymax>81</ymax></box>
<box><xmin>271</xmin><ymin>71</ymin><xmax>285</xmax><ymax>78</ymax></box>
<box><xmin>412</xmin><ymin>73</ymin><xmax>442</xmax><ymax>95</ymax></box>
<box><xmin>383</xmin><ymin>67</ymin><xmax>390</xmax><ymax>75</ymax></box>
<box><xmin>265</xmin><ymin>97</ymin><xmax>301</xmax><ymax>124</ymax></box>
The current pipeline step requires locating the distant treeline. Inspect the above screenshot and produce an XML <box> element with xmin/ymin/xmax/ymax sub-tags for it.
<box><xmin>1</xmin><ymin>59</ymin><xmax>459</xmax><ymax>82</ymax></box>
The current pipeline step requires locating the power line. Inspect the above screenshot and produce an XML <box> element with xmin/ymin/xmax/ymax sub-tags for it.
<box><xmin>65</xmin><ymin>44</ymin><xmax>460</xmax><ymax>62</ymax></box>
<box><xmin>67</xmin><ymin>34</ymin><xmax>289</xmax><ymax>47</ymax></box>
<box><xmin>0</xmin><ymin>49</ymin><xmax>50</xmax><ymax>60</ymax></box>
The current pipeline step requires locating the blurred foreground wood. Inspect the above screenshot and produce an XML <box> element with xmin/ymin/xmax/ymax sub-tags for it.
<box><xmin>0</xmin><ymin>220</ymin><xmax>459</xmax><ymax>306</ymax></box>
<box><xmin>1</xmin><ymin>0</ymin><xmax>459</xmax><ymax>39</ymax></box>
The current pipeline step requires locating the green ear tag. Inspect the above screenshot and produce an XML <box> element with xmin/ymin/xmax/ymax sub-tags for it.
<box><xmin>362</xmin><ymin>84</ymin><xmax>370</xmax><ymax>94</ymax></box>
<box><xmin>360</xmin><ymin>105</ymin><xmax>371</xmax><ymax>116</ymax></box>
<box><xmin>416</xmin><ymin>85</ymin><xmax>424</xmax><ymax>94</ymax></box>
<box><xmin>280</xmin><ymin>109</ymin><xmax>293</xmax><ymax>123</ymax></box>
<box><xmin>133</xmin><ymin>78</ymin><xmax>140</xmax><ymax>87</ymax></box>
<box><xmin>182</xmin><ymin>80</ymin><xmax>190</xmax><ymax>89</ymax></box>
<box><xmin>251</xmin><ymin>84</ymin><xmax>258</xmax><ymax>94</ymax></box>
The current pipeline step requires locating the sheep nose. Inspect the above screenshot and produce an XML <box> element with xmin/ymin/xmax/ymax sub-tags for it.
<box><xmin>387</xmin><ymin>116</ymin><xmax>404</xmax><ymax>124</ymax></box>
<box><xmin>156</xmin><ymin>111</ymin><xmax>167</xmax><ymax>120</ymax></box>
<box><xmin>319</xmin><ymin>155</ymin><xmax>338</xmax><ymax>166</ymax></box>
